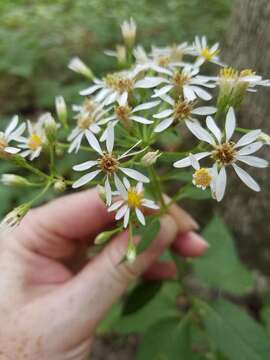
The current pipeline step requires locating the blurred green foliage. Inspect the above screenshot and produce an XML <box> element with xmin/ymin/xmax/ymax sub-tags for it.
<box><xmin>0</xmin><ymin>0</ymin><xmax>232</xmax><ymax>114</ymax></box>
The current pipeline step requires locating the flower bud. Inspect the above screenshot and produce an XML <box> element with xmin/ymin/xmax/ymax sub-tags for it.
<box><xmin>1</xmin><ymin>174</ymin><xmax>30</xmax><ymax>187</ymax></box>
<box><xmin>68</xmin><ymin>57</ymin><xmax>94</xmax><ymax>79</ymax></box>
<box><xmin>121</xmin><ymin>18</ymin><xmax>136</xmax><ymax>49</ymax></box>
<box><xmin>257</xmin><ymin>132</ymin><xmax>270</xmax><ymax>145</ymax></box>
<box><xmin>141</xmin><ymin>150</ymin><xmax>161</xmax><ymax>166</ymax></box>
<box><xmin>0</xmin><ymin>203</ymin><xmax>30</xmax><ymax>235</ymax></box>
<box><xmin>126</xmin><ymin>243</ymin><xmax>136</xmax><ymax>263</ymax></box>
<box><xmin>94</xmin><ymin>227</ymin><xmax>121</xmax><ymax>245</ymax></box>
<box><xmin>42</xmin><ymin>113</ymin><xmax>58</xmax><ymax>142</ymax></box>
<box><xmin>97</xmin><ymin>185</ymin><xmax>106</xmax><ymax>203</ymax></box>
<box><xmin>115</xmin><ymin>45</ymin><xmax>127</xmax><ymax>66</ymax></box>
<box><xmin>55</xmin><ymin>96</ymin><xmax>67</xmax><ymax>128</ymax></box>
<box><xmin>54</xmin><ymin>179</ymin><xmax>67</xmax><ymax>192</ymax></box>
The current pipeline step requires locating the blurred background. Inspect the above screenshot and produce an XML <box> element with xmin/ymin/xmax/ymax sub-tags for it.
<box><xmin>1</xmin><ymin>1</ymin><xmax>270</xmax><ymax>359</ymax></box>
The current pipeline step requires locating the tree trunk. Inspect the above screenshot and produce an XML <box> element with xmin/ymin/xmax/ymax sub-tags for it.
<box><xmin>221</xmin><ymin>0</ymin><xmax>270</xmax><ymax>274</ymax></box>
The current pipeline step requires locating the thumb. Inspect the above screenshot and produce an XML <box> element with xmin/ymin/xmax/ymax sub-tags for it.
<box><xmin>57</xmin><ymin>214</ymin><xmax>178</xmax><ymax>335</ymax></box>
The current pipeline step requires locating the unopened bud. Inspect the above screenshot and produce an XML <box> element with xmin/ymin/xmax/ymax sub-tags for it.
<box><xmin>1</xmin><ymin>174</ymin><xmax>30</xmax><ymax>187</ymax></box>
<box><xmin>55</xmin><ymin>96</ymin><xmax>67</xmax><ymax>128</ymax></box>
<box><xmin>0</xmin><ymin>203</ymin><xmax>30</xmax><ymax>235</ymax></box>
<box><xmin>54</xmin><ymin>179</ymin><xmax>67</xmax><ymax>192</ymax></box>
<box><xmin>141</xmin><ymin>150</ymin><xmax>161</xmax><ymax>166</ymax></box>
<box><xmin>42</xmin><ymin>113</ymin><xmax>58</xmax><ymax>142</ymax></box>
<box><xmin>258</xmin><ymin>132</ymin><xmax>270</xmax><ymax>145</ymax></box>
<box><xmin>68</xmin><ymin>57</ymin><xmax>94</xmax><ymax>79</ymax></box>
<box><xmin>126</xmin><ymin>243</ymin><xmax>137</xmax><ymax>263</ymax></box>
<box><xmin>97</xmin><ymin>185</ymin><xmax>106</xmax><ymax>203</ymax></box>
<box><xmin>121</xmin><ymin>18</ymin><xmax>136</xmax><ymax>49</ymax></box>
<box><xmin>94</xmin><ymin>227</ymin><xmax>121</xmax><ymax>245</ymax></box>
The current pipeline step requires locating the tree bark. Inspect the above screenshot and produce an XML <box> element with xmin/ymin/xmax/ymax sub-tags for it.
<box><xmin>221</xmin><ymin>0</ymin><xmax>270</xmax><ymax>274</ymax></box>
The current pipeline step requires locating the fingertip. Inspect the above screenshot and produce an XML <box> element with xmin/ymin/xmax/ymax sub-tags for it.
<box><xmin>172</xmin><ymin>231</ymin><xmax>209</xmax><ymax>258</ymax></box>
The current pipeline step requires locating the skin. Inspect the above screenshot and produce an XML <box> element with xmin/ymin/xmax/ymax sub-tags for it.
<box><xmin>0</xmin><ymin>188</ymin><xmax>208</xmax><ymax>360</ymax></box>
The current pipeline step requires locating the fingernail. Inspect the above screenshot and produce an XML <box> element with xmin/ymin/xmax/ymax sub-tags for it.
<box><xmin>187</xmin><ymin>231</ymin><xmax>209</xmax><ymax>249</ymax></box>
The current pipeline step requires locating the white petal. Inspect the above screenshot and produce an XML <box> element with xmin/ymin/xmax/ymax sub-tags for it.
<box><xmin>106</xmin><ymin>123</ymin><xmax>115</xmax><ymax>153</ymax></box>
<box><xmin>120</xmin><ymin>167</ymin><xmax>149</xmax><ymax>183</ymax></box>
<box><xmin>235</xmin><ymin>129</ymin><xmax>262</xmax><ymax>148</ymax></box>
<box><xmin>123</xmin><ymin>177</ymin><xmax>131</xmax><ymax>189</ymax></box>
<box><xmin>79</xmin><ymin>84</ymin><xmax>102</xmax><ymax>96</ymax></box>
<box><xmin>153</xmin><ymin>109</ymin><xmax>174</xmax><ymax>119</ymax></box>
<box><xmin>192</xmin><ymin>107</ymin><xmax>217</xmax><ymax>116</ymax></box>
<box><xmin>95</xmin><ymin>88</ymin><xmax>111</xmax><ymax>103</ymax></box>
<box><xmin>173</xmin><ymin>152</ymin><xmax>210</xmax><ymax>168</ymax></box>
<box><xmin>72</xmin><ymin>170</ymin><xmax>101</xmax><ymax>188</ymax></box>
<box><xmin>206</xmin><ymin>116</ymin><xmax>222</xmax><ymax>142</ymax></box>
<box><xmin>114</xmin><ymin>173</ymin><xmax>128</xmax><ymax>198</ymax></box>
<box><xmin>134</xmin><ymin>76</ymin><xmax>166</xmax><ymax>89</ymax></box>
<box><xmin>152</xmin><ymin>85</ymin><xmax>173</xmax><ymax>98</ymax></box>
<box><xmin>116</xmin><ymin>205</ymin><xmax>128</xmax><ymax>220</ymax></box>
<box><xmin>237</xmin><ymin>141</ymin><xmax>263</xmax><ymax>156</ymax></box>
<box><xmin>123</xmin><ymin>208</ymin><xmax>130</xmax><ymax>228</ymax></box>
<box><xmin>186</xmin><ymin>120</ymin><xmax>215</xmax><ymax>145</ymax></box>
<box><xmin>232</xmin><ymin>163</ymin><xmax>260</xmax><ymax>192</ymax></box>
<box><xmin>189</xmin><ymin>154</ymin><xmax>200</xmax><ymax>170</ymax></box>
<box><xmin>225</xmin><ymin>107</ymin><xmax>236</xmax><ymax>141</ymax></box>
<box><xmin>190</xmin><ymin>86</ymin><xmax>212</xmax><ymax>101</ymax></box>
<box><xmin>86</xmin><ymin>130</ymin><xmax>102</xmax><ymax>154</ymax></box>
<box><xmin>5</xmin><ymin>147</ymin><xmax>20</xmax><ymax>154</ymax></box>
<box><xmin>108</xmin><ymin>200</ymin><xmax>124</xmax><ymax>212</ymax></box>
<box><xmin>215</xmin><ymin>166</ymin><xmax>227</xmax><ymax>202</ymax></box>
<box><xmin>154</xmin><ymin>117</ymin><xmax>174</xmax><ymax>133</ymax></box>
<box><xmin>118</xmin><ymin>91</ymin><xmax>128</xmax><ymax>106</ymax></box>
<box><xmin>136</xmin><ymin>182</ymin><xmax>143</xmax><ymax>193</ymax></box>
<box><xmin>73</xmin><ymin>160</ymin><xmax>98</xmax><ymax>171</ymax></box>
<box><xmin>5</xmin><ymin>115</ymin><xmax>19</xmax><ymax>137</ymax></box>
<box><xmin>236</xmin><ymin>155</ymin><xmax>268</xmax><ymax>168</ymax></box>
<box><xmin>142</xmin><ymin>199</ymin><xmax>159</xmax><ymax>210</ymax></box>
<box><xmin>130</xmin><ymin>115</ymin><xmax>153</xmax><ymax>124</ymax></box>
<box><xmin>183</xmin><ymin>85</ymin><xmax>196</xmax><ymax>101</ymax></box>
<box><xmin>135</xmin><ymin>208</ymin><xmax>145</xmax><ymax>225</ymax></box>
<box><xmin>132</xmin><ymin>100</ymin><xmax>160</xmax><ymax>112</ymax></box>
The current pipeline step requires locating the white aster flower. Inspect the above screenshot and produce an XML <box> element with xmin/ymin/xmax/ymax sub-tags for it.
<box><xmin>68</xmin><ymin>98</ymin><xmax>110</xmax><ymax>153</ymax></box>
<box><xmin>174</xmin><ymin>107</ymin><xmax>268</xmax><ymax>201</ymax></box>
<box><xmin>191</xmin><ymin>36</ymin><xmax>223</xmax><ymax>67</ymax></box>
<box><xmin>121</xmin><ymin>17</ymin><xmax>136</xmax><ymax>47</ymax></box>
<box><xmin>68</xmin><ymin>57</ymin><xmax>93</xmax><ymax>79</ymax></box>
<box><xmin>151</xmin><ymin>66</ymin><xmax>215</xmax><ymax>102</ymax></box>
<box><xmin>153</xmin><ymin>94</ymin><xmax>216</xmax><ymax>133</ymax></box>
<box><xmin>210</xmin><ymin>67</ymin><xmax>270</xmax><ymax>93</ymax></box>
<box><xmin>108</xmin><ymin>177</ymin><xmax>159</xmax><ymax>228</ymax></box>
<box><xmin>0</xmin><ymin>115</ymin><xmax>25</xmax><ymax>155</ymax></box>
<box><xmin>80</xmin><ymin>70</ymin><xmax>165</xmax><ymax>106</ymax></box>
<box><xmin>72</xmin><ymin>124</ymin><xmax>149</xmax><ymax>205</ymax></box>
<box><xmin>18</xmin><ymin>118</ymin><xmax>46</xmax><ymax>161</ymax></box>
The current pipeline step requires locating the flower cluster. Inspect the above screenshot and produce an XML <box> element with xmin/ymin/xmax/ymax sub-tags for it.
<box><xmin>0</xmin><ymin>18</ymin><xmax>269</xmax><ymax>261</ymax></box>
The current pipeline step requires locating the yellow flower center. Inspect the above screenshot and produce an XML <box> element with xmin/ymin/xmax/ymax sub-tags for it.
<box><xmin>28</xmin><ymin>134</ymin><xmax>42</xmax><ymax>150</ymax></box>
<box><xmin>212</xmin><ymin>142</ymin><xmax>236</xmax><ymax>165</ymax></box>
<box><xmin>98</xmin><ymin>153</ymin><xmax>119</xmax><ymax>174</ymax></box>
<box><xmin>157</xmin><ymin>56</ymin><xmax>170</xmax><ymax>67</ymax></box>
<box><xmin>220</xmin><ymin>67</ymin><xmax>238</xmax><ymax>80</ymax></box>
<box><xmin>193</xmin><ymin>168</ymin><xmax>212</xmax><ymax>189</ymax></box>
<box><xmin>105</xmin><ymin>74</ymin><xmax>134</xmax><ymax>94</ymax></box>
<box><xmin>239</xmin><ymin>69</ymin><xmax>255</xmax><ymax>78</ymax></box>
<box><xmin>174</xmin><ymin>100</ymin><xmax>193</xmax><ymax>121</ymax></box>
<box><xmin>127</xmin><ymin>188</ymin><xmax>143</xmax><ymax>208</ymax></box>
<box><xmin>200</xmin><ymin>47</ymin><xmax>218</xmax><ymax>61</ymax></box>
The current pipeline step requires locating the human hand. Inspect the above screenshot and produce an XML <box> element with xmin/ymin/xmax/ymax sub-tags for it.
<box><xmin>0</xmin><ymin>188</ymin><xmax>208</xmax><ymax>360</ymax></box>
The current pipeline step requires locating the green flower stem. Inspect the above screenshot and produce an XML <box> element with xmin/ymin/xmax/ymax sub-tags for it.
<box><xmin>29</xmin><ymin>180</ymin><xmax>52</xmax><ymax>207</ymax></box>
<box><xmin>49</xmin><ymin>143</ymin><xmax>56</xmax><ymax>176</ymax></box>
<box><xmin>20</xmin><ymin>161</ymin><xmax>49</xmax><ymax>180</ymax></box>
<box><xmin>148</xmin><ymin>165</ymin><xmax>166</xmax><ymax>211</ymax></box>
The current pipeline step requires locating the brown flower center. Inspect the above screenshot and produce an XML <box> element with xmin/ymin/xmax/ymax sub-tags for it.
<box><xmin>115</xmin><ymin>105</ymin><xmax>131</xmax><ymax>122</ymax></box>
<box><xmin>98</xmin><ymin>153</ymin><xmax>119</xmax><ymax>174</ymax></box>
<box><xmin>77</xmin><ymin>114</ymin><xmax>93</xmax><ymax>129</ymax></box>
<box><xmin>172</xmin><ymin>71</ymin><xmax>190</xmax><ymax>88</ymax></box>
<box><xmin>173</xmin><ymin>100</ymin><xmax>193</xmax><ymax>121</ymax></box>
<box><xmin>0</xmin><ymin>135</ymin><xmax>8</xmax><ymax>151</ymax></box>
<box><xmin>83</xmin><ymin>99</ymin><xmax>97</xmax><ymax>113</ymax></box>
<box><xmin>212</xmin><ymin>142</ymin><xmax>236</xmax><ymax>165</ymax></box>
<box><xmin>157</xmin><ymin>56</ymin><xmax>170</xmax><ymax>67</ymax></box>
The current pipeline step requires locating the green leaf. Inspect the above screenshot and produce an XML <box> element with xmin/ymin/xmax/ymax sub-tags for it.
<box><xmin>200</xmin><ymin>299</ymin><xmax>270</xmax><ymax>360</ymax></box>
<box><xmin>111</xmin><ymin>282</ymin><xmax>181</xmax><ymax>334</ymax></box>
<box><xmin>193</xmin><ymin>216</ymin><xmax>252</xmax><ymax>294</ymax></box>
<box><xmin>122</xmin><ymin>281</ymin><xmax>163</xmax><ymax>316</ymax></box>
<box><xmin>137</xmin><ymin>314</ymin><xmax>203</xmax><ymax>360</ymax></box>
<box><xmin>261</xmin><ymin>302</ymin><xmax>270</xmax><ymax>336</ymax></box>
<box><xmin>135</xmin><ymin>218</ymin><xmax>160</xmax><ymax>255</ymax></box>
<box><xmin>180</xmin><ymin>185</ymin><xmax>212</xmax><ymax>200</ymax></box>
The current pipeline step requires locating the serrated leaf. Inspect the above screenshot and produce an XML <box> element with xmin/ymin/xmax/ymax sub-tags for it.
<box><xmin>201</xmin><ymin>299</ymin><xmax>270</xmax><ymax>360</ymax></box>
<box><xmin>122</xmin><ymin>281</ymin><xmax>163</xmax><ymax>316</ymax></box>
<box><xmin>193</xmin><ymin>216</ymin><xmax>252</xmax><ymax>294</ymax></box>
<box><xmin>137</xmin><ymin>315</ymin><xmax>203</xmax><ymax>360</ymax></box>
